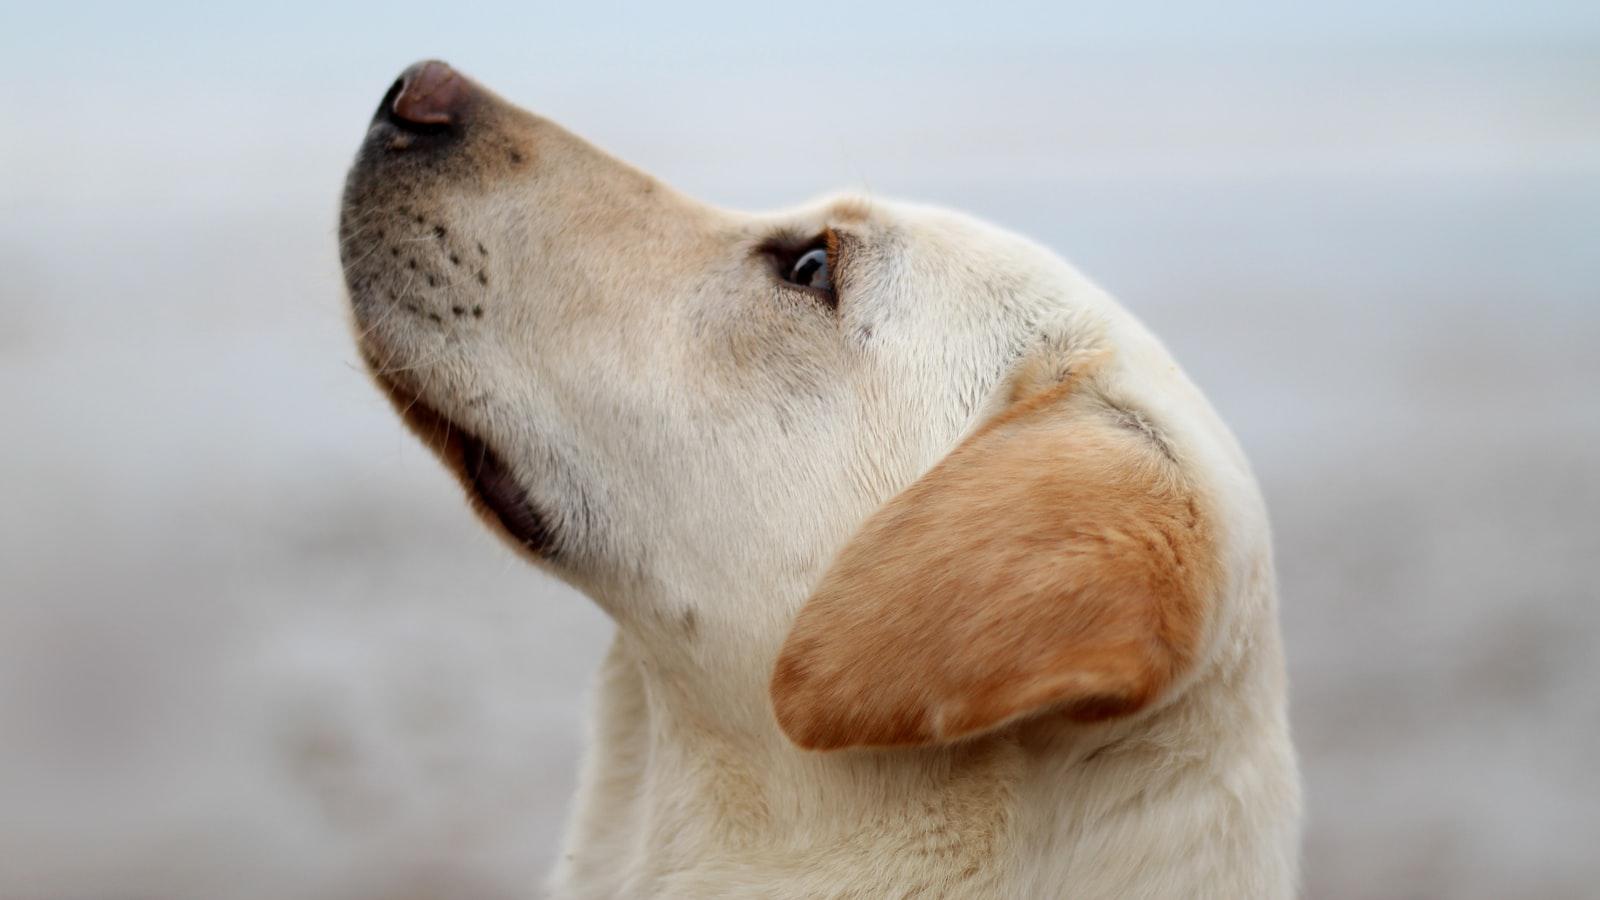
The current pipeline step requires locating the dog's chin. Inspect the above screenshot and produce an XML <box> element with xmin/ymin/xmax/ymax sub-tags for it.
<box><xmin>370</xmin><ymin>374</ymin><xmax>558</xmax><ymax>559</ymax></box>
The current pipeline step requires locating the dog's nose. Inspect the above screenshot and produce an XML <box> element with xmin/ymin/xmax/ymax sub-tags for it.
<box><xmin>381</xmin><ymin>60</ymin><xmax>468</xmax><ymax>131</ymax></box>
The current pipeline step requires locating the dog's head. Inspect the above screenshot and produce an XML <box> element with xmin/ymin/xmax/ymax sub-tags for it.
<box><xmin>340</xmin><ymin>62</ymin><xmax>1266</xmax><ymax>752</ymax></box>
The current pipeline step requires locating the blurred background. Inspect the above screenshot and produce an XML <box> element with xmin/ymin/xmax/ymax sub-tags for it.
<box><xmin>2</xmin><ymin>2</ymin><xmax>1597</xmax><ymax>897</ymax></box>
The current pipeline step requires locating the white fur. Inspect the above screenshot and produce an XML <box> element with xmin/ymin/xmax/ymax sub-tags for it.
<box><xmin>341</xmin><ymin>76</ymin><xmax>1301</xmax><ymax>899</ymax></box>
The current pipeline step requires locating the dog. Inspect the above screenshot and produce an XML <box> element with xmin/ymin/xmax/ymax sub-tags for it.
<box><xmin>339</xmin><ymin>60</ymin><xmax>1301</xmax><ymax>899</ymax></box>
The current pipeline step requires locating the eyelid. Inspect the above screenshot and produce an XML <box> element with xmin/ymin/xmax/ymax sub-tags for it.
<box><xmin>754</xmin><ymin>230</ymin><xmax>823</xmax><ymax>264</ymax></box>
<box><xmin>754</xmin><ymin>226</ymin><xmax>843</xmax><ymax>299</ymax></box>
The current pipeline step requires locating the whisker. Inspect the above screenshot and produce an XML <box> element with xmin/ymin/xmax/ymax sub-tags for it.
<box><xmin>336</xmin><ymin>211</ymin><xmax>389</xmax><ymax>247</ymax></box>
<box><xmin>370</xmin><ymin>340</ymin><xmax>453</xmax><ymax>377</ymax></box>
<box><xmin>396</xmin><ymin>362</ymin><xmax>442</xmax><ymax>422</ymax></box>
<box><xmin>351</xmin><ymin>270</ymin><xmax>419</xmax><ymax>343</ymax></box>
<box><xmin>343</xmin><ymin>235</ymin><xmax>395</xmax><ymax>272</ymax></box>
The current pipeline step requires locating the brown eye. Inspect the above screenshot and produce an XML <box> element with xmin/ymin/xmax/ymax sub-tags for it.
<box><xmin>787</xmin><ymin>247</ymin><xmax>832</xmax><ymax>292</ymax></box>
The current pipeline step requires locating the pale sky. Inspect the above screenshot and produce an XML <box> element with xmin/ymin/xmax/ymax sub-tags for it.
<box><xmin>8</xmin><ymin>0</ymin><xmax>1600</xmax><ymax>87</ymax></box>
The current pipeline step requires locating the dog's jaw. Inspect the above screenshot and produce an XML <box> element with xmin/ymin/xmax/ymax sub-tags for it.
<box><xmin>361</xmin><ymin>371</ymin><xmax>560</xmax><ymax>561</ymax></box>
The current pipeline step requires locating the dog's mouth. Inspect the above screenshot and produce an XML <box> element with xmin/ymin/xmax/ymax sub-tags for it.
<box><xmin>458</xmin><ymin>432</ymin><xmax>556</xmax><ymax>556</ymax></box>
<box><xmin>373</xmin><ymin>376</ymin><xmax>557</xmax><ymax>558</ymax></box>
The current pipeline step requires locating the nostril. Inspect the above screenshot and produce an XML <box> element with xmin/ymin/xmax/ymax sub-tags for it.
<box><xmin>377</xmin><ymin>75</ymin><xmax>407</xmax><ymax>122</ymax></box>
<box><xmin>382</xmin><ymin>60</ymin><xmax>467</xmax><ymax>133</ymax></box>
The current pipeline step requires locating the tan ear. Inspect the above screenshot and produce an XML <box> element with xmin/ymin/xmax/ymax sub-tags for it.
<box><xmin>770</xmin><ymin>375</ymin><xmax>1220</xmax><ymax>751</ymax></box>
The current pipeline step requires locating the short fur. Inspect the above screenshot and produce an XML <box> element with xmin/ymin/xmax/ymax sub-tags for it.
<box><xmin>340</xmin><ymin>62</ymin><xmax>1301</xmax><ymax>899</ymax></box>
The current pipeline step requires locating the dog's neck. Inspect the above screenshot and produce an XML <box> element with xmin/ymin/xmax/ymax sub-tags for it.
<box><xmin>575</xmin><ymin>557</ymin><xmax>838</xmax><ymax>733</ymax></box>
<box><xmin>550</xmin><ymin>584</ymin><xmax>1299</xmax><ymax>899</ymax></box>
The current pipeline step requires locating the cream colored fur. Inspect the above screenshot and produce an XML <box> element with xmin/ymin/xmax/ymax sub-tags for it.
<box><xmin>340</xmin><ymin>67</ymin><xmax>1301</xmax><ymax>899</ymax></box>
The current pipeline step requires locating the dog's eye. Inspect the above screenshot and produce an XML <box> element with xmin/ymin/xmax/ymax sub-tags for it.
<box><xmin>787</xmin><ymin>247</ymin><xmax>832</xmax><ymax>292</ymax></box>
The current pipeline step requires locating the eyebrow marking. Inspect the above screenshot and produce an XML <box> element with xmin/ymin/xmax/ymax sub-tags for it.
<box><xmin>829</xmin><ymin>197</ymin><xmax>873</xmax><ymax>223</ymax></box>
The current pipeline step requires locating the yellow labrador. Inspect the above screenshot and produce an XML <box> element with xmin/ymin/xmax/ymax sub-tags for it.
<box><xmin>340</xmin><ymin>61</ymin><xmax>1301</xmax><ymax>899</ymax></box>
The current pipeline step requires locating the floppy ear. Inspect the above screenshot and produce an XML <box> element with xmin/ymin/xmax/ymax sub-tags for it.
<box><xmin>770</xmin><ymin>367</ymin><xmax>1220</xmax><ymax>751</ymax></box>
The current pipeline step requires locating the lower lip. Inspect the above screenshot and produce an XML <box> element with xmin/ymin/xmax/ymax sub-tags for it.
<box><xmin>459</xmin><ymin>434</ymin><xmax>556</xmax><ymax>555</ymax></box>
